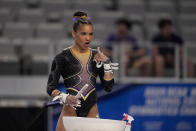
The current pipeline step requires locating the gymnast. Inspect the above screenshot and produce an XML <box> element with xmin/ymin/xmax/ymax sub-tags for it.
<box><xmin>46</xmin><ymin>11</ymin><xmax>118</xmax><ymax>131</ymax></box>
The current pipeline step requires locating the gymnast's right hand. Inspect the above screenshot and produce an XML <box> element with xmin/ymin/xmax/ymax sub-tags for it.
<box><xmin>52</xmin><ymin>92</ymin><xmax>81</xmax><ymax>108</ymax></box>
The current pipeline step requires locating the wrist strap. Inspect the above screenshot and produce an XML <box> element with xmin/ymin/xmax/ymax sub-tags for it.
<box><xmin>104</xmin><ymin>59</ymin><xmax>113</xmax><ymax>73</ymax></box>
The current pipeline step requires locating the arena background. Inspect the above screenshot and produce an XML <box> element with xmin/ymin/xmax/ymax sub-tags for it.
<box><xmin>0</xmin><ymin>0</ymin><xmax>196</xmax><ymax>131</ymax></box>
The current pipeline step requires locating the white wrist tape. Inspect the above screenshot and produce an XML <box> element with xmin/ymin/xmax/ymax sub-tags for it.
<box><xmin>104</xmin><ymin>59</ymin><xmax>120</xmax><ymax>73</ymax></box>
<box><xmin>94</xmin><ymin>58</ymin><xmax>119</xmax><ymax>73</ymax></box>
<box><xmin>104</xmin><ymin>63</ymin><xmax>113</xmax><ymax>73</ymax></box>
<box><xmin>104</xmin><ymin>62</ymin><xmax>119</xmax><ymax>72</ymax></box>
<box><xmin>52</xmin><ymin>92</ymin><xmax>68</xmax><ymax>105</ymax></box>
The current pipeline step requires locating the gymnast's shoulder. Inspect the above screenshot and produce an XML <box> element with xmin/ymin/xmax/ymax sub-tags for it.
<box><xmin>53</xmin><ymin>47</ymin><xmax>71</xmax><ymax>61</ymax></box>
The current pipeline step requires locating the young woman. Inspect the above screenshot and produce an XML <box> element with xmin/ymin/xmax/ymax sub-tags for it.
<box><xmin>47</xmin><ymin>11</ymin><xmax>117</xmax><ymax>131</ymax></box>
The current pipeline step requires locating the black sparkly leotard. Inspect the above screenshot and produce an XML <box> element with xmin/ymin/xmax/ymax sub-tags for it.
<box><xmin>47</xmin><ymin>47</ymin><xmax>114</xmax><ymax>117</ymax></box>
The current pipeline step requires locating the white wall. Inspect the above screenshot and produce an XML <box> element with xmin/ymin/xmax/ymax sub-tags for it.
<box><xmin>0</xmin><ymin>76</ymin><xmax>48</xmax><ymax>97</ymax></box>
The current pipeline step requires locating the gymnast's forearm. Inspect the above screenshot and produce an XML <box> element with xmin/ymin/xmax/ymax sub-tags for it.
<box><xmin>101</xmin><ymin>72</ymin><xmax>114</xmax><ymax>92</ymax></box>
<box><xmin>104</xmin><ymin>72</ymin><xmax>114</xmax><ymax>81</ymax></box>
<box><xmin>47</xmin><ymin>72</ymin><xmax>60</xmax><ymax>97</ymax></box>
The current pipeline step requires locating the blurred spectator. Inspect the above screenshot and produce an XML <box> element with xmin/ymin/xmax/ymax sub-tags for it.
<box><xmin>103</xmin><ymin>18</ymin><xmax>152</xmax><ymax>76</ymax></box>
<box><xmin>152</xmin><ymin>18</ymin><xmax>194</xmax><ymax>77</ymax></box>
<box><xmin>107</xmin><ymin>0</ymin><xmax>118</xmax><ymax>10</ymax></box>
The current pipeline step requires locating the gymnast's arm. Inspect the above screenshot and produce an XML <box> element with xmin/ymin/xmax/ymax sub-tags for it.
<box><xmin>94</xmin><ymin>47</ymin><xmax>114</xmax><ymax>92</ymax></box>
<box><xmin>47</xmin><ymin>56</ymin><xmax>79</xmax><ymax>106</ymax></box>
<box><xmin>47</xmin><ymin>57</ymin><xmax>61</xmax><ymax>98</ymax></box>
<box><xmin>99</xmin><ymin>66</ymin><xmax>114</xmax><ymax>92</ymax></box>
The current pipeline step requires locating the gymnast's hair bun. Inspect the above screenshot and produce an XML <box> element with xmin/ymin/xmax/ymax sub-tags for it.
<box><xmin>72</xmin><ymin>11</ymin><xmax>89</xmax><ymax>22</ymax></box>
<box><xmin>73</xmin><ymin>11</ymin><xmax>88</xmax><ymax>18</ymax></box>
<box><xmin>72</xmin><ymin>11</ymin><xmax>92</xmax><ymax>32</ymax></box>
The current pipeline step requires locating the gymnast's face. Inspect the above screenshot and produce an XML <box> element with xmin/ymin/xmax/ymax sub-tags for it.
<box><xmin>72</xmin><ymin>24</ymin><xmax>93</xmax><ymax>51</ymax></box>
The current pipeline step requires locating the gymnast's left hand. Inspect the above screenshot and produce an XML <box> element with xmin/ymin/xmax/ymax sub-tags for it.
<box><xmin>66</xmin><ymin>95</ymin><xmax>80</xmax><ymax>107</ymax></box>
<box><xmin>94</xmin><ymin>47</ymin><xmax>109</xmax><ymax>63</ymax></box>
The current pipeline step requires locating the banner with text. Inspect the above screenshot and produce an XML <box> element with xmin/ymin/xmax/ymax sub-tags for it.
<box><xmin>97</xmin><ymin>83</ymin><xmax>196</xmax><ymax>131</ymax></box>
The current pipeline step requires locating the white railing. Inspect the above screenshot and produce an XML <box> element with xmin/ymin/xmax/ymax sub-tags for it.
<box><xmin>108</xmin><ymin>41</ymin><xmax>195</xmax><ymax>83</ymax></box>
<box><xmin>183</xmin><ymin>43</ymin><xmax>196</xmax><ymax>82</ymax></box>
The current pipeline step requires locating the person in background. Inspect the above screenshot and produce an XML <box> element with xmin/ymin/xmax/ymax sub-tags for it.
<box><xmin>104</xmin><ymin>18</ymin><xmax>152</xmax><ymax>76</ymax></box>
<box><xmin>152</xmin><ymin>18</ymin><xmax>194</xmax><ymax>77</ymax></box>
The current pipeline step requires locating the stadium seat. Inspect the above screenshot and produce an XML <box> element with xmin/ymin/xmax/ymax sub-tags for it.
<box><xmin>144</xmin><ymin>12</ymin><xmax>172</xmax><ymax>26</ymax></box>
<box><xmin>148</xmin><ymin>1</ymin><xmax>176</xmax><ymax>14</ymax></box>
<box><xmin>186</xmin><ymin>43</ymin><xmax>196</xmax><ymax>55</ymax></box>
<box><xmin>119</xmin><ymin>0</ymin><xmax>145</xmax><ymax>15</ymax></box>
<box><xmin>131</xmin><ymin>25</ymin><xmax>144</xmax><ymax>40</ymax></box>
<box><xmin>128</xmin><ymin>14</ymin><xmax>144</xmax><ymax>24</ymax></box>
<box><xmin>25</xmin><ymin>0</ymin><xmax>41</xmax><ymax>8</ymax></box>
<box><xmin>93</xmin><ymin>24</ymin><xmax>114</xmax><ymax>41</ymax></box>
<box><xmin>128</xmin><ymin>14</ymin><xmax>145</xmax><ymax>40</ymax></box>
<box><xmin>181</xmin><ymin>27</ymin><xmax>196</xmax><ymax>42</ymax></box>
<box><xmin>146</xmin><ymin>26</ymin><xmax>159</xmax><ymax>40</ymax></box>
<box><xmin>4</xmin><ymin>22</ymin><xmax>34</xmax><ymax>39</ymax></box>
<box><xmin>0</xmin><ymin>37</ymin><xmax>20</xmax><ymax>75</ymax></box>
<box><xmin>36</xmin><ymin>23</ymin><xmax>66</xmax><ymax>39</ymax></box>
<box><xmin>73</xmin><ymin>0</ymin><xmax>105</xmax><ymax>14</ymax></box>
<box><xmin>179</xmin><ymin>1</ymin><xmax>196</xmax><ymax>14</ymax></box>
<box><xmin>23</xmin><ymin>38</ymin><xmax>51</xmax><ymax>75</ymax></box>
<box><xmin>18</xmin><ymin>8</ymin><xmax>45</xmax><ymax>26</ymax></box>
<box><xmin>179</xmin><ymin>14</ymin><xmax>196</xmax><ymax>27</ymax></box>
<box><xmin>46</xmin><ymin>12</ymin><xmax>62</xmax><ymax>23</ymax></box>
<box><xmin>0</xmin><ymin>0</ymin><xmax>25</xmax><ymax>11</ymax></box>
<box><xmin>0</xmin><ymin>37</ymin><xmax>11</xmax><ymax>45</ymax></box>
<box><xmin>96</xmin><ymin>11</ymin><xmax>124</xmax><ymax>25</ymax></box>
<box><xmin>0</xmin><ymin>8</ymin><xmax>13</xmax><ymax>24</ymax></box>
<box><xmin>41</xmin><ymin>0</ymin><xmax>70</xmax><ymax>13</ymax></box>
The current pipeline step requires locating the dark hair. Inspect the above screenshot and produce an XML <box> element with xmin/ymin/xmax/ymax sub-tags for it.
<box><xmin>73</xmin><ymin>11</ymin><xmax>92</xmax><ymax>32</ymax></box>
<box><xmin>115</xmin><ymin>18</ymin><xmax>132</xmax><ymax>30</ymax></box>
<box><xmin>158</xmin><ymin>18</ymin><xmax>172</xmax><ymax>29</ymax></box>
